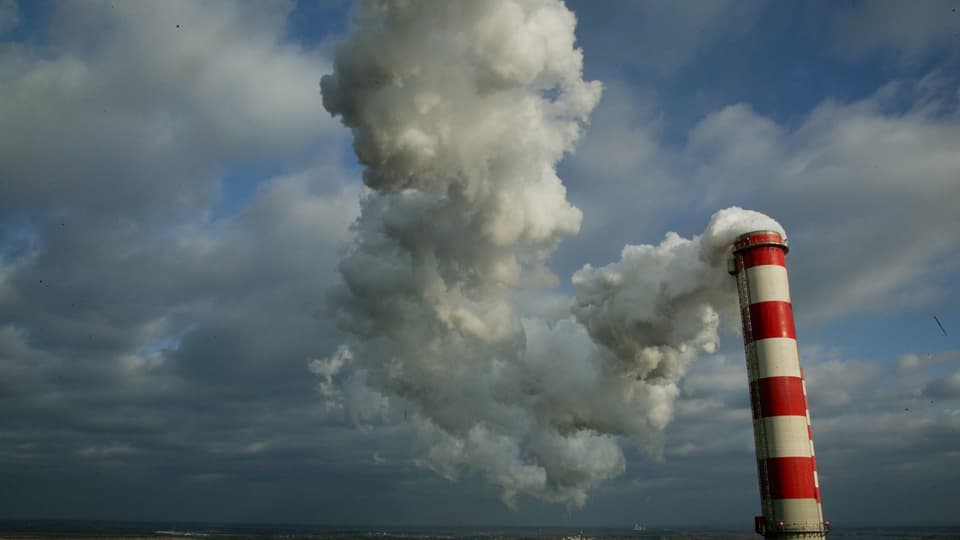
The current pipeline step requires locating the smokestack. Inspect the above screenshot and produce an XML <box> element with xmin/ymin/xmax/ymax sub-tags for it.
<box><xmin>729</xmin><ymin>231</ymin><xmax>827</xmax><ymax>539</ymax></box>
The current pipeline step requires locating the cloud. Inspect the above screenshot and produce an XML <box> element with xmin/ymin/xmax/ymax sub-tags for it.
<box><xmin>565</xmin><ymin>73</ymin><xmax>960</xmax><ymax>325</ymax></box>
<box><xmin>0</xmin><ymin>0</ymin><xmax>337</xmax><ymax>219</ymax></box>
<box><xmin>833</xmin><ymin>0</ymin><xmax>960</xmax><ymax>63</ymax></box>
<box><xmin>693</xmin><ymin>83</ymin><xmax>960</xmax><ymax>321</ymax></box>
<box><xmin>2</xmin><ymin>0</ymin><xmax>959</xmax><ymax>526</ymax></box>
<box><xmin>569</xmin><ymin>0</ymin><xmax>765</xmax><ymax>77</ymax></box>
<box><xmin>898</xmin><ymin>350</ymin><xmax>960</xmax><ymax>374</ymax></box>
<box><xmin>925</xmin><ymin>370</ymin><xmax>960</xmax><ymax>399</ymax></box>
<box><xmin>648</xmin><ymin>341</ymin><xmax>960</xmax><ymax>524</ymax></box>
<box><xmin>551</xmin><ymin>67</ymin><xmax>960</xmax><ymax>521</ymax></box>
<box><xmin>0</xmin><ymin>0</ymin><xmax>365</xmax><ymax>519</ymax></box>
<box><xmin>0</xmin><ymin>0</ymin><xmax>18</xmax><ymax>35</ymax></box>
<box><xmin>78</xmin><ymin>444</ymin><xmax>135</xmax><ymax>459</ymax></box>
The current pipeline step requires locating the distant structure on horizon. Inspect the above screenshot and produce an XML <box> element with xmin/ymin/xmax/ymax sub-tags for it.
<box><xmin>729</xmin><ymin>231</ymin><xmax>828</xmax><ymax>539</ymax></box>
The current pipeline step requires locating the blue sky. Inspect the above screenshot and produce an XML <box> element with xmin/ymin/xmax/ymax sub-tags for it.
<box><xmin>1</xmin><ymin>0</ymin><xmax>959</xmax><ymax>529</ymax></box>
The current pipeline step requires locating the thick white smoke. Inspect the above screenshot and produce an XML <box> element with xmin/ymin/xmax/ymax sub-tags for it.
<box><xmin>317</xmin><ymin>0</ymin><xmax>785</xmax><ymax>508</ymax></box>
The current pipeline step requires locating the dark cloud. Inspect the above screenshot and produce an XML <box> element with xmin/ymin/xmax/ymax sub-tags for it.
<box><xmin>0</xmin><ymin>0</ymin><xmax>367</xmax><ymax>522</ymax></box>
<box><xmin>925</xmin><ymin>371</ymin><xmax>960</xmax><ymax>399</ymax></box>
<box><xmin>2</xmin><ymin>0</ymin><xmax>960</xmax><ymax>527</ymax></box>
<box><xmin>643</xmin><ymin>342</ymin><xmax>960</xmax><ymax>525</ymax></box>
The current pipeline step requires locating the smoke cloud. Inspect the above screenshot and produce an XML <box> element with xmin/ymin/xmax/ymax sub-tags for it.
<box><xmin>317</xmin><ymin>0</ymin><xmax>785</xmax><ymax>508</ymax></box>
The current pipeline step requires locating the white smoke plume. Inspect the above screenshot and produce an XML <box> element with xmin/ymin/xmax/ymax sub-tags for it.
<box><xmin>317</xmin><ymin>0</ymin><xmax>785</xmax><ymax>508</ymax></box>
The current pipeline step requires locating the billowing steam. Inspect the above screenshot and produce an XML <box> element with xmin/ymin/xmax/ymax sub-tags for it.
<box><xmin>314</xmin><ymin>0</ymin><xmax>785</xmax><ymax>508</ymax></box>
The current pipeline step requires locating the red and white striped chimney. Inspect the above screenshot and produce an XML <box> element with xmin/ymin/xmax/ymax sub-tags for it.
<box><xmin>729</xmin><ymin>231</ymin><xmax>827</xmax><ymax>539</ymax></box>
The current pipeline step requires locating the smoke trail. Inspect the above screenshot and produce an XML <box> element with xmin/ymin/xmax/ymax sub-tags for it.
<box><xmin>316</xmin><ymin>0</ymin><xmax>785</xmax><ymax>507</ymax></box>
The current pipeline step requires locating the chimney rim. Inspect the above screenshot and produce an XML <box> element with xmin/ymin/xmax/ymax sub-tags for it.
<box><xmin>732</xmin><ymin>230</ymin><xmax>789</xmax><ymax>254</ymax></box>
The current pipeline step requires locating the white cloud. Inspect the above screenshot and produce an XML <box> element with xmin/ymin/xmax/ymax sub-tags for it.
<box><xmin>567</xmin><ymin>74</ymin><xmax>960</xmax><ymax>324</ymax></box>
<box><xmin>0</xmin><ymin>0</ymin><xmax>339</xmax><ymax>219</ymax></box>
<box><xmin>898</xmin><ymin>350</ymin><xmax>960</xmax><ymax>374</ymax></box>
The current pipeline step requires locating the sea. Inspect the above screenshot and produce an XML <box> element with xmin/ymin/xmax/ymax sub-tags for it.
<box><xmin>0</xmin><ymin>521</ymin><xmax>957</xmax><ymax>540</ymax></box>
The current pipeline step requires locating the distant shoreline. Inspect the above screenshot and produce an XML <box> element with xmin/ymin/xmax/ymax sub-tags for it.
<box><xmin>1</xmin><ymin>520</ymin><xmax>959</xmax><ymax>540</ymax></box>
